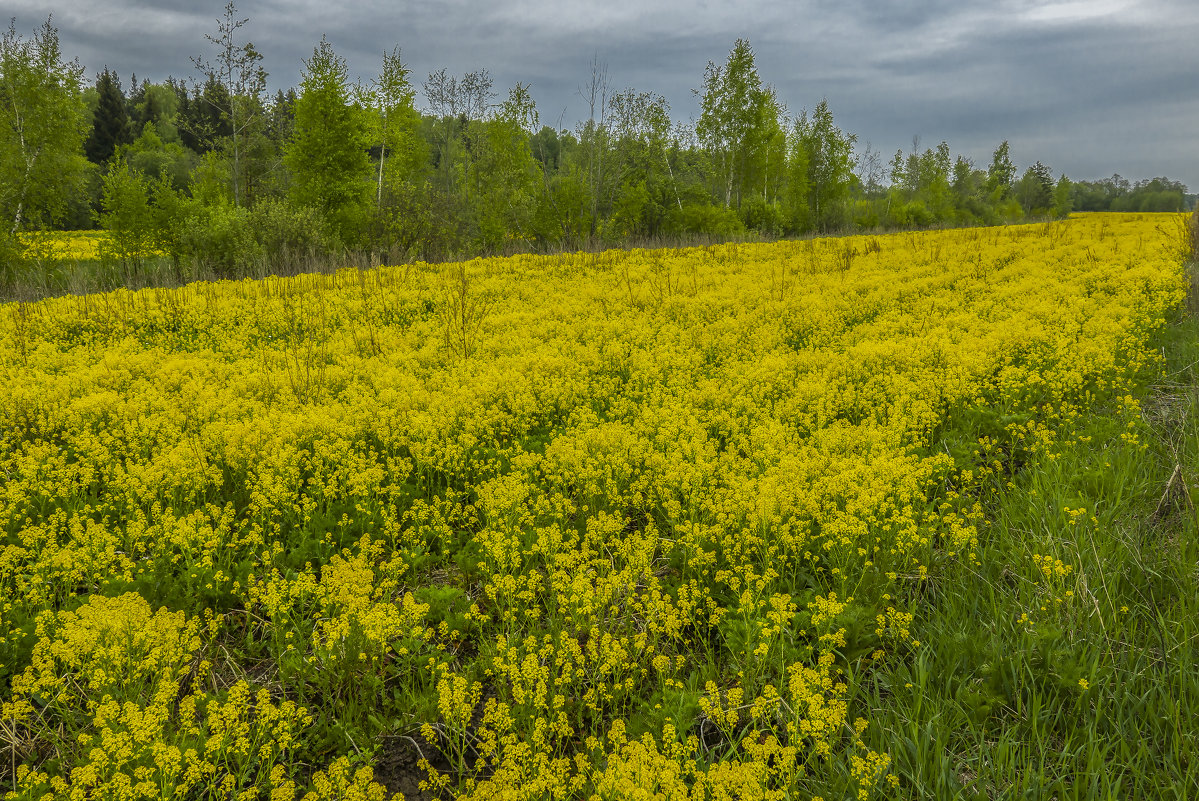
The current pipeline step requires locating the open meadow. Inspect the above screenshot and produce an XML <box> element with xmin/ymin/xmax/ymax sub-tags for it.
<box><xmin>2</xmin><ymin>212</ymin><xmax>1197</xmax><ymax>799</ymax></box>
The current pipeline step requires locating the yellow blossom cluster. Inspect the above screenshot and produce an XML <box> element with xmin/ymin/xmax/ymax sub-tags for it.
<box><xmin>0</xmin><ymin>213</ymin><xmax>1187</xmax><ymax>797</ymax></box>
<box><xmin>1032</xmin><ymin>553</ymin><xmax>1074</xmax><ymax>581</ymax></box>
<box><xmin>3</xmin><ymin>594</ymin><xmax>314</xmax><ymax>800</ymax></box>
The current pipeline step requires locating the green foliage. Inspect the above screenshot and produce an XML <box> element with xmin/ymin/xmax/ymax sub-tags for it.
<box><xmin>737</xmin><ymin>194</ymin><xmax>783</xmax><ymax>234</ymax></box>
<box><xmin>146</xmin><ymin>175</ymin><xmax>187</xmax><ymax>265</ymax></box>
<box><xmin>792</xmin><ymin>100</ymin><xmax>857</xmax><ymax>231</ymax></box>
<box><xmin>414</xmin><ymin>585</ymin><xmax>475</xmax><ymax>636</ymax></box>
<box><xmin>6</xmin><ymin>26</ymin><xmax>1193</xmax><ymax>292</ymax></box>
<box><xmin>782</xmin><ymin>134</ymin><xmax>811</xmax><ymax>232</ymax></box>
<box><xmin>192</xmin><ymin>2</ymin><xmax>268</xmax><ymax>207</ymax></box>
<box><xmin>950</xmin><ymin>155</ymin><xmax>992</xmax><ymax>224</ymax></box>
<box><xmin>0</xmin><ymin>17</ymin><xmax>91</xmax><ymax>238</ymax></box>
<box><xmin>123</xmin><ymin>121</ymin><xmax>197</xmax><ymax>190</ymax></box>
<box><xmin>696</xmin><ymin>39</ymin><xmax>783</xmax><ymax>210</ymax></box>
<box><xmin>604</xmin><ymin>179</ymin><xmax>651</xmax><ymax>240</ymax></box>
<box><xmin>97</xmin><ymin>159</ymin><xmax>154</xmax><ymax>268</ymax></box>
<box><xmin>531</xmin><ymin>170</ymin><xmax>590</xmax><ymax>249</ymax></box>
<box><xmin>179</xmin><ymin>201</ymin><xmax>262</xmax><ymax>277</ymax></box>
<box><xmin>1014</xmin><ymin>161</ymin><xmax>1055</xmax><ymax>217</ymax></box>
<box><xmin>605</xmin><ymin>88</ymin><xmax>676</xmax><ymax>239</ymax></box>
<box><xmin>367</xmin><ymin>179</ymin><xmax>444</xmax><ymax>261</ymax></box>
<box><xmin>1190</xmin><ymin>207</ymin><xmax>1198</xmax><ymax>262</ymax></box>
<box><xmin>182</xmin><ymin>75</ymin><xmax>234</xmax><ymax>152</ymax></box>
<box><xmin>886</xmin><ymin>139</ymin><xmax>956</xmax><ymax>228</ymax></box>
<box><xmin>286</xmin><ymin>38</ymin><xmax>372</xmax><ymax>243</ymax></box>
<box><xmin>129</xmin><ymin>81</ymin><xmax>183</xmax><ymax>144</ymax></box>
<box><xmin>1073</xmin><ymin>175</ymin><xmax>1188</xmax><ymax>213</ymax></box>
<box><xmin>189</xmin><ymin>150</ymin><xmax>234</xmax><ymax>206</ymax></box>
<box><xmin>0</xmin><ymin>228</ymin><xmax>23</xmax><ymax>288</ymax></box>
<box><xmin>423</xmin><ymin>68</ymin><xmax>495</xmax><ymax>201</ymax></box>
<box><xmin>887</xmin><ymin>198</ymin><xmax>935</xmax><ymax>228</ymax></box>
<box><xmin>249</xmin><ymin>198</ymin><xmax>334</xmax><ymax>271</ymax></box>
<box><xmin>364</xmin><ymin>46</ymin><xmax>425</xmax><ymax>214</ymax></box>
<box><xmin>855</xmin><ymin>308</ymin><xmax>1199</xmax><ymax>798</ymax></box>
<box><xmin>1052</xmin><ymin>174</ymin><xmax>1073</xmax><ymax>219</ymax></box>
<box><xmin>664</xmin><ymin>202</ymin><xmax>745</xmax><ymax>238</ymax></box>
<box><xmin>986</xmin><ymin>140</ymin><xmax>1015</xmax><ymax>200</ymax></box>
<box><xmin>469</xmin><ymin>83</ymin><xmax>541</xmax><ymax>250</ymax></box>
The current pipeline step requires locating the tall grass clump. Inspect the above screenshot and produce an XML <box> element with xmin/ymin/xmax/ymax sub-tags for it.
<box><xmin>1190</xmin><ymin>205</ymin><xmax>1198</xmax><ymax>260</ymax></box>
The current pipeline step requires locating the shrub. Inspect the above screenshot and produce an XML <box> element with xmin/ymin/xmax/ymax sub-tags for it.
<box><xmin>664</xmin><ymin>202</ymin><xmax>745</xmax><ymax>238</ymax></box>
<box><xmin>887</xmin><ymin>200</ymin><xmax>933</xmax><ymax>229</ymax></box>
<box><xmin>97</xmin><ymin>159</ymin><xmax>154</xmax><ymax>270</ymax></box>
<box><xmin>738</xmin><ymin>195</ymin><xmax>783</xmax><ymax>235</ymax></box>
<box><xmin>249</xmin><ymin>199</ymin><xmax>335</xmax><ymax>273</ymax></box>
<box><xmin>0</xmin><ymin>230</ymin><xmax>24</xmax><ymax>290</ymax></box>
<box><xmin>180</xmin><ymin>203</ymin><xmax>263</xmax><ymax>279</ymax></box>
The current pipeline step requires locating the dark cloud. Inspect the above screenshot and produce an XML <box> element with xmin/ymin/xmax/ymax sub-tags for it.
<box><xmin>4</xmin><ymin>0</ymin><xmax>1197</xmax><ymax>188</ymax></box>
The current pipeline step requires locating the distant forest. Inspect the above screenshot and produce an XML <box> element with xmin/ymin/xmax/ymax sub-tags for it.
<box><xmin>1</xmin><ymin>7</ymin><xmax>1192</xmax><ymax>278</ymax></box>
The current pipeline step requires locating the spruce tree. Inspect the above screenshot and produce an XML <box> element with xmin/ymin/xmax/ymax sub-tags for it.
<box><xmin>285</xmin><ymin>38</ymin><xmax>370</xmax><ymax>240</ymax></box>
<box><xmin>85</xmin><ymin>68</ymin><xmax>130</xmax><ymax>164</ymax></box>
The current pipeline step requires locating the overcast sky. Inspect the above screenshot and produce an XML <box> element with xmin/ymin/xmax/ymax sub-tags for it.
<box><xmin>5</xmin><ymin>0</ymin><xmax>1197</xmax><ymax>189</ymax></box>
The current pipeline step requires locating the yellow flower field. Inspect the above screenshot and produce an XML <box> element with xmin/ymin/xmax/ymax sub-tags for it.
<box><xmin>16</xmin><ymin>231</ymin><xmax>110</xmax><ymax>262</ymax></box>
<box><xmin>0</xmin><ymin>213</ymin><xmax>1188</xmax><ymax>799</ymax></box>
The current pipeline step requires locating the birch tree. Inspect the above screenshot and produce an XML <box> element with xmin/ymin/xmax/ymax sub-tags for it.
<box><xmin>792</xmin><ymin>99</ymin><xmax>856</xmax><ymax>230</ymax></box>
<box><xmin>696</xmin><ymin>38</ymin><xmax>777</xmax><ymax>209</ymax></box>
<box><xmin>365</xmin><ymin>47</ymin><xmax>421</xmax><ymax>209</ymax></box>
<box><xmin>0</xmin><ymin>17</ymin><xmax>89</xmax><ymax>239</ymax></box>
<box><xmin>191</xmin><ymin>2</ymin><xmax>267</xmax><ymax>206</ymax></box>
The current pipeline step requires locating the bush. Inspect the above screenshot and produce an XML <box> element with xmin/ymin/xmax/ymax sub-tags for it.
<box><xmin>887</xmin><ymin>200</ymin><xmax>933</xmax><ymax>229</ymax></box>
<box><xmin>738</xmin><ymin>196</ymin><xmax>783</xmax><ymax>235</ymax></box>
<box><xmin>97</xmin><ymin>160</ymin><xmax>154</xmax><ymax>270</ymax></box>
<box><xmin>249</xmin><ymin>199</ymin><xmax>334</xmax><ymax>273</ymax></box>
<box><xmin>179</xmin><ymin>199</ymin><xmax>339</xmax><ymax>281</ymax></box>
<box><xmin>0</xmin><ymin>230</ymin><xmax>24</xmax><ymax>291</ymax></box>
<box><xmin>387</xmin><ymin>184</ymin><xmax>463</xmax><ymax>262</ymax></box>
<box><xmin>664</xmin><ymin>202</ymin><xmax>745</xmax><ymax>238</ymax></box>
<box><xmin>180</xmin><ymin>203</ymin><xmax>262</xmax><ymax>279</ymax></box>
<box><xmin>530</xmin><ymin>174</ymin><xmax>588</xmax><ymax>251</ymax></box>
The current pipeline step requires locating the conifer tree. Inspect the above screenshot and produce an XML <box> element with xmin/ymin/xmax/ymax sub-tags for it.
<box><xmin>85</xmin><ymin>67</ymin><xmax>130</xmax><ymax>164</ymax></box>
<box><xmin>285</xmin><ymin>38</ymin><xmax>371</xmax><ymax>240</ymax></box>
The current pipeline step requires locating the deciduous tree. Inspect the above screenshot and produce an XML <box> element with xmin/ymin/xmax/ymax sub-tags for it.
<box><xmin>192</xmin><ymin>2</ymin><xmax>267</xmax><ymax>206</ymax></box>
<box><xmin>364</xmin><ymin>47</ymin><xmax>423</xmax><ymax>209</ymax></box>
<box><xmin>792</xmin><ymin>99</ymin><xmax>856</xmax><ymax>230</ymax></box>
<box><xmin>0</xmin><ymin>17</ymin><xmax>90</xmax><ymax>240</ymax></box>
<box><xmin>1014</xmin><ymin>161</ymin><xmax>1054</xmax><ymax>216</ymax></box>
<box><xmin>696</xmin><ymin>39</ymin><xmax>779</xmax><ymax>210</ymax></box>
<box><xmin>986</xmin><ymin>140</ymin><xmax>1015</xmax><ymax>200</ymax></box>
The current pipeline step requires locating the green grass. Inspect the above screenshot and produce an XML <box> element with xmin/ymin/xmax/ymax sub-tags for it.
<box><xmin>849</xmin><ymin>275</ymin><xmax>1199</xmax><ymax>799</ymax></box>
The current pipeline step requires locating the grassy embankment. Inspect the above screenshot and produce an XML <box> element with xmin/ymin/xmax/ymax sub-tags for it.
<box><xmin>854</xmin><ymin>211</ymin><xmax>1199</xmax><ymax>799</ymax></box>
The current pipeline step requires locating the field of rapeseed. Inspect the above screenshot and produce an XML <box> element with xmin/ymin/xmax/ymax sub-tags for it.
<box><xmin>0</xmin><ymin>213</ymin><xmax>1193</xmax><ymax>799</ymax></box>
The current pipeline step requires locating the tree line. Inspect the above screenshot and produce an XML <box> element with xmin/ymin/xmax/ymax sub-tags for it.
<box><xmin>1</xmin><ymin>9</ymin><xmax>1191</xmax><ymax>285</ymax></box>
